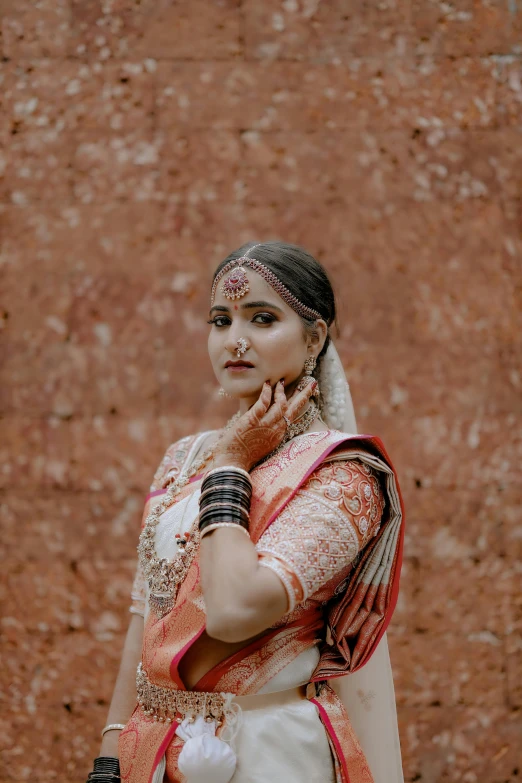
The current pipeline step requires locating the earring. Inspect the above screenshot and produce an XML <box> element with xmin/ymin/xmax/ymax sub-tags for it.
<box><xmin>218</xmin><ymin>387</ymin><xmax>231</xmax><ymax>399</ymax></box>
<box><xmin>297</xmin><ymin>356</ymin><xmax>320</xmax><ymax>396</ymax></box>
<box><xmin>304</xmin><ymin>356</ymin><xmax>316</xmax><ymax>375</ymax></box>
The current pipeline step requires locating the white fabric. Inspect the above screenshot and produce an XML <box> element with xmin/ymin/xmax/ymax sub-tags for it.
<box><xmin>318</xmin><ymin>342</ymin><xmax>404</xmax><ymax>783</ymax></box>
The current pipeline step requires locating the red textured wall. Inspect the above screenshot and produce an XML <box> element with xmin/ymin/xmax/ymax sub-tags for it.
<box><xmin>1</xmin><ymin>2</ymin><xmax>521</xmax><ymax>781</ymax></box>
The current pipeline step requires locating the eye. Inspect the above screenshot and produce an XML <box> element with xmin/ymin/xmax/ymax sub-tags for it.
<box><xmin>207</xmin><ymin>316</ymin><xmax>231</xmax><ymax>328</ymax></box>
<box><xmin>252</xmin><ymin>313</ymin><xmax>276</xmax><ymax>325</ymax></box>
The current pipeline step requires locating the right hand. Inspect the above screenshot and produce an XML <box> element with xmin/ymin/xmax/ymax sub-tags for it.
<box><xmin>212</xmin><ymin>377</ymin><xmax>317</xmax><ymax>473</ymax></box>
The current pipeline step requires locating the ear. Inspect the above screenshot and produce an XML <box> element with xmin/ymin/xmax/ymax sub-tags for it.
<box><xmin>307</xmin><ymin>319</ymin><xmax>328</xmax><ymax>358</ymax></box>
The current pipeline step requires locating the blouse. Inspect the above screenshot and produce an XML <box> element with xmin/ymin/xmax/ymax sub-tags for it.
<box><xmin>130</xmin><ymin>435</ymin><xmax>386</xmax><ymax>618</ymax></box>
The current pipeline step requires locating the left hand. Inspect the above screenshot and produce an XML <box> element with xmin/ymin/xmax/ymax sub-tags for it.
<box><xmin>212</xmin><ymin>377</ymin><xmax>318</xmax><ymax>473</ymax></box>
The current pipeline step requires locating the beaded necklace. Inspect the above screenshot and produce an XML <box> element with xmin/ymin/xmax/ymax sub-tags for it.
<box><xmin>138</xmin><ymin>402</ymin><xmax>320</xmax><ymax>618</ymax></box>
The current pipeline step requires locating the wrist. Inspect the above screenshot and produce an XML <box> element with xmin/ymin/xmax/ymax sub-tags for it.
<box><xmin>211</xmin><ymin>455</ymin><xmax>249</xmax><ymax>472</ymax></box>
<box><xmin>99</xmin><ymin>733</ymin><xmax>120</xmax><ymax>758</ymax></box>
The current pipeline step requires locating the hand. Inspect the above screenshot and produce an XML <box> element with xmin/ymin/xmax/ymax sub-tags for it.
<box><xmin>212</xmin><ymin>377</ymin><xmax>318</xmax><ymax>472</ymax></box>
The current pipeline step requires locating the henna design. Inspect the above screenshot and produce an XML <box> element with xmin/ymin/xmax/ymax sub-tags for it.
<box><xmin>213</xmin><ymin>379</ymin><xmax>318</xmax><ymax>472</ymax></box>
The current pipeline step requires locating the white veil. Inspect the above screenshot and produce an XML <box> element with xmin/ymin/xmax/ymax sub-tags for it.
<box><xmin>318</xmin><ymin>343</ymin><xmax>404</xmax><ymax>783</ymax></box>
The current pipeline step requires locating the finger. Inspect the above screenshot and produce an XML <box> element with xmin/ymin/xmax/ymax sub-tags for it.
<box><xmin>274</xmin><ymin>380</ymin><xmax>287</xmax><ymax>409</ymax></box>
<box><xmin>286</xmin><ymin>379</ymin><xmax>317</xmax><ymax>420</ymax></box>
<box><xmin>264</xmin><ymin>381</ymin><xmax>288</xmax><ymax>425</ymax></box>
<box><xmin>249</xmin><ymin>381</ymin><xmax>272</xmax><ymax>418</ymax></box>
<box><xmin>287</xmin><ymin>374</ymin><xmax>314</xmax><ymax>400</ymax></box>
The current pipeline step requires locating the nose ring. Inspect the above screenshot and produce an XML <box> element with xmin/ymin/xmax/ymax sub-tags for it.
<box><xmin>236</xmin><ymin>338</ymin><xmax>249</xmax><ymax>358</ymax></box>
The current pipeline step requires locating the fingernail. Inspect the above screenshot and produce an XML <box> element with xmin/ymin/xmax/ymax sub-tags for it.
<box><xmin>311</xmin><ymin>380</ymin><xmax>318</xmax><ymax>389</ymax></box>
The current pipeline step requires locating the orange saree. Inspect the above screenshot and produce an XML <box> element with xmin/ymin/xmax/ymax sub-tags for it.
<box><xmin>120</xmin><ymin>429</ymin><xmax>405</xmax><ymax>783</ymax></box>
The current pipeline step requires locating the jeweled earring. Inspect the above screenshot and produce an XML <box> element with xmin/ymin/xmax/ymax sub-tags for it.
<box><xmin>218</xmin><ymin>387</ymin><xmax>231</xmax><ymax>399</ymax></box>
<box><xmin>297</xmin><ymin>356</ymin><xmax>319</xmax><ymax>396</ymax></box>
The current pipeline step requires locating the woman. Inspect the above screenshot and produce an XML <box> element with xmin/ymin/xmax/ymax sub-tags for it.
<box><xmin>86</xmin><ymin>242</ymin><xmax>405</xmax><ymax>783</ymax></box>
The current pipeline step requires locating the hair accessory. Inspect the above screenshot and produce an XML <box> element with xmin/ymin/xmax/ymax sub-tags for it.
<box><xmin>222</xmin><ymin>266</ymin><xmax>250</xmax><ymax>301</ymax></box>
<box><xmin>236</xmin><ymin>338</ymin><xmax>249</xmax><ymax>358</ymax></box>
<box><xmin>212</xmin><ymin>256</ymin><xmax>322</xmax><ymax>321</ymax></box>
<box><xmin>101</xmin><ymin>724</ymin><xmax>126</xmax><ymax>738</ymax></box>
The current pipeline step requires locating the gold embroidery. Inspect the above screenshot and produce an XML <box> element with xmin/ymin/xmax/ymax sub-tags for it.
<box><xmin>255</xmin><ymin>459</ymin><xmax>385</xmax><ymax>606</ymax></box>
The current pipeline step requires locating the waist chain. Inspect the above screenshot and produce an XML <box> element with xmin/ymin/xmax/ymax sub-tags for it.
<box><xmin>136</xmin><ymin>662</ymin><xmax>308</xmax><ymax>724</ymax></box>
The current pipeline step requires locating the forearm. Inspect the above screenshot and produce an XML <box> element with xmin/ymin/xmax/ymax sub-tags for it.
<box><xmin>98</xmin><ymin>613</ymin><xmax>144</xmax><ymax>757</ymax></box>
<box><xmin>200</xmin><ymin>527</ymin><xmax>287</xmax><ymax>642</ymax></box>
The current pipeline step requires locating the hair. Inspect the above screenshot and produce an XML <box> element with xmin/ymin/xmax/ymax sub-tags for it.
<box><xmin>212</xmin><ymin>241</ymin><xmax>337</xmax><ymax>361</ymax></box>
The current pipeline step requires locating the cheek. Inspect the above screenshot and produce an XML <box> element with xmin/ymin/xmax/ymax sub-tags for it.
<box><xmin>207</xmin><ymin>332</ymin><xmax>221</xmax><ymax>367</ymax></box>
<box><xmin>258</xmin><ymin>326</ymin><xmax>305</xmax><ymax>369</ymax></box>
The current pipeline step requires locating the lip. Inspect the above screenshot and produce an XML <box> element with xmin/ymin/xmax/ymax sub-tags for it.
<box><xmin>225</xmin><ymin>360</ymin><xmax>254</xmax><ymax>371</ymax></box>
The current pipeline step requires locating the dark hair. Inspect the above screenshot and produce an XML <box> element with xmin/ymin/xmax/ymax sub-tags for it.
<box><xmin>212</xmin><ymin>241</ymin><xmax>337</xmax><ymax>360</ymax></box>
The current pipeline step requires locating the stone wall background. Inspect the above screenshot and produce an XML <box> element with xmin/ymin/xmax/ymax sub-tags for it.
<box><xmin>0</xmin><ymin>2</ymin><xmax>521</xmax><ymax>781</ymax></box>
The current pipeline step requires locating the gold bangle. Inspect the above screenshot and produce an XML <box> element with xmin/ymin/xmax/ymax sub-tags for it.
<box><xmin>101</xmin><ymin>723</ymin><xmax>126</xmax><ymax>738</ymax></box>
<box><xmin>200</xmin><ymin>522</ymin><xmax>251</xmax><ymax>540</ymax></box>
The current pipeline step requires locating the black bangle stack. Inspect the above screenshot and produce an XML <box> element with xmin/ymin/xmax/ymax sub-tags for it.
<box><xmin>86</xmin><ymin>757</ymin><xmax>120</xmax><ymax>783</ymax></box>
<box><xmin>198</xmin><ymin>466</ymin><xmax>252</xmax><ymax>539</ymax></box>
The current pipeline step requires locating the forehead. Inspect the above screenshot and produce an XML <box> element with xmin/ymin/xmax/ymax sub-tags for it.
<box><xmin>212</xmin><ymin>268</ymin><xmax>295</xmax><ymax>314</ymax></box>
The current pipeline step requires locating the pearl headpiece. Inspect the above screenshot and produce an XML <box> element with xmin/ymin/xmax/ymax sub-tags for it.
<box><xmin>211</xmin><ymin>253</ymin><xmax>322</xmax><ymax>322</ymax></box>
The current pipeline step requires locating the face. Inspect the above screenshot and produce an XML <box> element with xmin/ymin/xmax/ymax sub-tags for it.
<box><xmin>208</xmin><ymin>269</ymin><xmax>326</xmax><ymax>410</ymax></box>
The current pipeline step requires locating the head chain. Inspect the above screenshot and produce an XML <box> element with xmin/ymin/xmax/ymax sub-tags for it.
<box><xmin>211</xmin><ymin>256</ymin><xmax>323</xmax><ymax>322</ymax></box>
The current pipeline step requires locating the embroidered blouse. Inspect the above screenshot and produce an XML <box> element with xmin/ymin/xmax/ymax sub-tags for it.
<box><xmin>130</xmin><ymin>435</ymin><xmax>386</xmax><ymax>618</ymax></box>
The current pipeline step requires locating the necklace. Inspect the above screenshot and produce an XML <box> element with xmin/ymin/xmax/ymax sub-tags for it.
<box><xmin>138</xmin><ymin>412</ymin><xmax>240</xmax><ymax>618</ymax></box>
<box><xmin>139</xmin><ymin>401</ymin><xmax>320</xmax><ymax>618</ymax></box>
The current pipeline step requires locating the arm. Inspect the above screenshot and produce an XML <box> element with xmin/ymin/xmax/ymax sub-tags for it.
<box><xmin>98</xmin><ymin>613</ymin><xmax>144</xmax><ymax>757</ymax></box>
<box><xmin>202</xmin><ymin>456</ymin><xmax>385</xmax><ymax>643</ymax></box>
<box><xmin>200</xmin><ymin>528</ymin><xmax>288</xmax><ymax>643</ymax></box>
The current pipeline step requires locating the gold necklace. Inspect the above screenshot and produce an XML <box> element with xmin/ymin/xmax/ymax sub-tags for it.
<box><xmin>138</xmin><ymin>412</ymin><xmax>240</xmax><ymax>618</ymax></box>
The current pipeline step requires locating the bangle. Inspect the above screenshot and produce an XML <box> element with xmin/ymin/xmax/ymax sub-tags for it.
<box><xmin>200</xmin><ymin>522</ymin><xmax>251</xmax><ymax>540</ymax></box>
<box><xmin>204</xmin><ymin>465</ymin><xmax>251</xmax><ymax>481</ymax></box>
<box><xmin>101</xmin><ymin>724</ymin><xmax>126</xmax><ymax>738</ymax></box>
<box><xmin>199</xmin><ymin>511</ymin><xmax>250</xmax><ymax>529</ymax></box>
<box><xmin>199</xmin><ymin>485</ymin><xmax>251</xmax><ymax>503</ymax></box>
<box><xmin>199</xmin><ymin>501</ymin><xmax>250</xmax><ymax>517</ymax></box>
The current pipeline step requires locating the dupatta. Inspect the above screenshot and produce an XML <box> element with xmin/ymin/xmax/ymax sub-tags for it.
<box><xmin>317</xmin><ymin>343</ymin><xmax>404</xmax><ymax>783</ymax></box>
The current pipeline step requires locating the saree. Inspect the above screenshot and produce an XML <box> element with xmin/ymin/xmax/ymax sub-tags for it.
<box><xmin>119</xmin><ymin>423</ymin><xmax>405</xmax><ymax>783</ymax></box>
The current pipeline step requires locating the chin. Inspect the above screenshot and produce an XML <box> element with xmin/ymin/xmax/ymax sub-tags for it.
<box><xmin>221</xmin><ymin>379</ymin><xmax>264</xmax><ymax>399</ymax></box>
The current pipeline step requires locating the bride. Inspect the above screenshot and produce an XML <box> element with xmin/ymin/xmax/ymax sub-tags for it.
<box><xmin>85</xmin><ymin>241</ymin><xmax>405</xmax><ymax>783</ymax></box>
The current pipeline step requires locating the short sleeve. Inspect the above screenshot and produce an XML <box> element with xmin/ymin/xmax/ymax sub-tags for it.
<box><xmin>150</xmin><ymin>435</ymin><xmax>197</xmax><ymax>492</ymax></box>
<box><xmin>256</xmin><ymin>458</ymin><xmax>386</xmax><ymax>612</ymax></box>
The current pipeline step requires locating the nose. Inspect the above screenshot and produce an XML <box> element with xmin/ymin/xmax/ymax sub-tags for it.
<box><xmin>224</xmin><ymin>328</ymin><xmax>250</xmax><ymax>357</ymax></box>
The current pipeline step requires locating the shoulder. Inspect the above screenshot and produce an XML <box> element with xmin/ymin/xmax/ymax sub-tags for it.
<box><xmin>150</xmin><ymin>430</ymin><xmax>217</xmax><ymax>492</ymax></box>
<box><xmin>299</xmin><ymin>455</ymin><xmax>386</xmax><ymax>543</ymax></box>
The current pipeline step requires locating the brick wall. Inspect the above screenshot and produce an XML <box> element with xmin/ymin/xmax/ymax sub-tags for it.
<box><xmin>1</xmin><ymin>2</ymin><xmax>521</xmax><ymax>781</ymax></box>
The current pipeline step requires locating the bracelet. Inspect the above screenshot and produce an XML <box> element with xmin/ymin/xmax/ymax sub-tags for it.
<box><xmin>198</xmin><ymin>502</ymin><xmax>250</xmax><ymax>520</ymax></box>
<box><xmin>88</xmin><ymin>775</ymin><xmax>120</xmax><ymax>781</ymax></box>
<box><xmin>101</xmin><ymin>723</ymin><xmax>126</xmax><ymax>738</ymax></box>
<box><xmin>204</xmin><ymin>465</ymin><xmax>251</xmax><ymax>482</ymax></box>
<box><xmin>200</xmin><ymin>522</ymin><xmax>251</xmax><ymax>540</ymax></box>
<box><xmin>199</xmin><ymin>489</ymin><xmax>251</xmax><ymax>510</ymax></box>
<box><xmin>199</xmin><ymin>485</ymin><xmax>251</xmax><ymax>503</ymax></box>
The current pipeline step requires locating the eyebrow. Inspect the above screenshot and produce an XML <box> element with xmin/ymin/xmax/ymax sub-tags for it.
<box><xmin>209</xmin><ymin>300</ymin><xmax>284</xmax><ymax>316</ymax></box>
